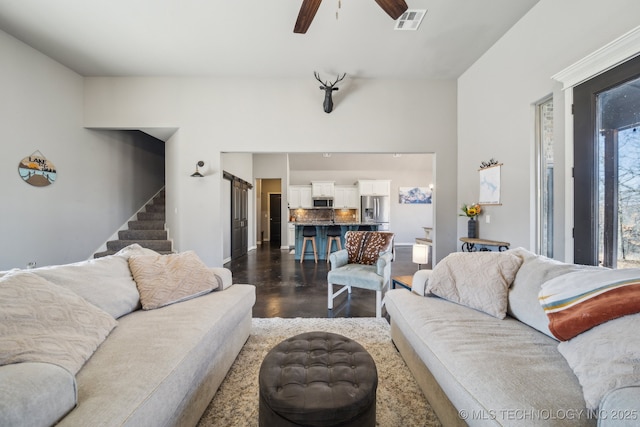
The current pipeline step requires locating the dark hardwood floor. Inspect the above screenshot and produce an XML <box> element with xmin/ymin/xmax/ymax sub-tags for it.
<box><xmin>224</xmin><ymin>242</ymin><xmax>418</xmax><ymax>318</ymax></box>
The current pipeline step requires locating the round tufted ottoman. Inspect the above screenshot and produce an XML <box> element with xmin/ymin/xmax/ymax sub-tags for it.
<box><xmin>258</xmin><ymin>331</ymin><xmax>377</xmax><ymax>427</ymax></box>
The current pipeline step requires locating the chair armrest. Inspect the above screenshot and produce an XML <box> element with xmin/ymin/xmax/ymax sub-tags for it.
<box><xmin>376</xmin><ymin>252</ymin><xmax>394</xmax><ymax>277</ymax></box>
<box><xmin>209</xmin><ymin>267</ymin><xmax>233</xmax><ymax>290</ymax></box>
<box><xmin>329</xmin><ymin>250</ymin><xmax>348</xmax><ymax>270</ymax></box>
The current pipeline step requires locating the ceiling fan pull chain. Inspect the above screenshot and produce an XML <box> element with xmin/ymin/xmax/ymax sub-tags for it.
<box><xmin>336</xmin><ymin>0</ymin><xmax>341</xmax><ymax>20</ymax></box>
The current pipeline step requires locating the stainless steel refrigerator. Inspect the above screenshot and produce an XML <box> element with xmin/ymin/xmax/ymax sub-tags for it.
<box><xmin>360</xmin><ymin>195</ymin><xmax>390</xmax><ymax>231</ymax></box>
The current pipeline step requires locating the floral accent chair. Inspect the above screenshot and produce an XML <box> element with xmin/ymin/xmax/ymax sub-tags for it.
<box><xmin>327</xmin><ymin>231</ymin><xmax>395</xmax><ymax>318</ymax></box>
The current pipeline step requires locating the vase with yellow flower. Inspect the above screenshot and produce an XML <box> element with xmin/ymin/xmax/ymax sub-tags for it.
<box><xmin>460</xmin><ymin>203</ymin><xmax>482</xmax><ymax>238</ymax></box>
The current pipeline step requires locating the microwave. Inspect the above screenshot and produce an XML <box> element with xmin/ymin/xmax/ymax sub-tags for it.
<box><xmin>313</xmin><ymin>199</ymin><xmax>333</xmax><ymax>208</ymax></box>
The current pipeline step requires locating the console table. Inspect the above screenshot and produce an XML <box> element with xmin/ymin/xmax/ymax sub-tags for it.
<box><xmin>460</xmin><ymin>237</ymin><xmax>510</xmax><ymax>252</ymax></box>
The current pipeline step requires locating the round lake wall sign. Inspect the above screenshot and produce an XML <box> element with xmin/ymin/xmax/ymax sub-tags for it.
<box><xmin>18</xmin><ymin>151</ymin><xmax>57</xmax><ymax>187</ymax></box>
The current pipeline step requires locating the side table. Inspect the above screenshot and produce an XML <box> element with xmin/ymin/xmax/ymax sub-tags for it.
<box><xmin>460</xmin><ymin>237</ymin><xmax>510</xmax><ymax>252</ymax></box>
<box><xmin>392</xmin><ymin>275</ymin><xmax>413</xmax><ymax>290</ymax></box>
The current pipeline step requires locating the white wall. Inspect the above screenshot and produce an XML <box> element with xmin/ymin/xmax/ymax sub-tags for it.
<box><xmin>458</xmin><ymin>0</ymin><xmax>640</xmax><ymax>260</ymax></box>
<box><xmin>0</xmin><ymin>31</ymin><xmax>165</xmax><ymax>270</ymax></box>
<box><xmin>84</xmin><ymin>78</ymin><xmax>457</xmax><ymax>265</ymax></box>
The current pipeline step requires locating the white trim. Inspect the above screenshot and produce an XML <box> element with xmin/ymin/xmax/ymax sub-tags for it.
<box><xmin>552</xmin><ymin>25</ymin><xmax>640</xmax><ymax>90</ymax></box>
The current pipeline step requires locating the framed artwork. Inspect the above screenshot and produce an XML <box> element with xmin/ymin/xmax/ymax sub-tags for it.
<box><xmin>18</xmin><ymin>151</ymin><xmax>57</xmax><ymax>187</ymax></box>
<box><xmin>479</xmin><ymin>164</ymin><xmax>501</xmax><ymax>205</ymax></box>
<box><xmin>399</xmin><ymin>187</ymin><xmax>432</xmax><ymax>204</ymax></box>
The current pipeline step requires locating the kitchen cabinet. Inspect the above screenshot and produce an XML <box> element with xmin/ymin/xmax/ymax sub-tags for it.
<box><xmin>334</xmin><ymin>185</ymin><xmax>358</xmax><ymax>208</ymax></box>
<box><xmin>288</xmin><ymin>185</ymin><xmax>312</xmax><ymax>208</ymax></box>
<box><xmin>288</xmin><ymin>224</ymin><xmax>296</xmax><ymax>247</ymax></box>
<box><xmin>358</xmin><ymin>180</ymin><xmax>390</xmax><ymax>196</ymax></box>
<box><xmin>311</xmin><ymin>181</ymin><xmax>335</xmax><ymax>198</ymax></box>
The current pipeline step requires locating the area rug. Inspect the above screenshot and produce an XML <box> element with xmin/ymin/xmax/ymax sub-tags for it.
<box><xmin>197</xmin><ymin>317</ymin><xmax>441</xmax><ymax>427</ymax></box>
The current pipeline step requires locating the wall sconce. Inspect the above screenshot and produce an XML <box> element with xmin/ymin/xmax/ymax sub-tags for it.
<box><xmin>412</xmin><ymin>243</ymin><xmax>430</xmax><ymax>270</ymax></box>
<box><xmin>191</xmin><ymin>161</ymin><xmax>205</xmax><ymax>178</ymax></box>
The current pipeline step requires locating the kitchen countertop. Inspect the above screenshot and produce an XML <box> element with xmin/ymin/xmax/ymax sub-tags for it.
<box><xmin>289</xmin><ymin>222</ymin><xmax>378</xmax><ymax>226</ymax></box>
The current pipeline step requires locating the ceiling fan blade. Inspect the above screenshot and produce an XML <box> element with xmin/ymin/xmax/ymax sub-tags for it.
<box><xmin>294</xmin><ymin>0</ymin><xmax>322</xmax><ymax>34</ymax></box>
<box><xmin>374</xmin><ymin>0</ymin><xmax>408</xmax><ymax>20</ymax></box>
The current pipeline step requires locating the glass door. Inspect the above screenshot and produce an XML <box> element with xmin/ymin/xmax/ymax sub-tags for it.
<box><xmin>597</xmin><ymin>77</ymin><xmax>640</xmax><ymax>268</ymax></box>
<box><xmin>573</xmin><ymin>55</ymin><xmax>640</xmax><ymax>267</ymax></box>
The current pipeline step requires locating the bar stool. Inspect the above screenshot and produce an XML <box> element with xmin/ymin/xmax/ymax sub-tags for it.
<box><xmin>326</xmin><ymin>225</ymin><xmax>342</xmax><ymax>263</ymax></box>
<box><xmin>358</xmin><ymin>225</ymin><xmax>374</xmax><ymax>231</ymax></box>
<box><xmin>300</xmin><ymin>226</ymin><xmax>318</xmax><ymax>263</ymax></box>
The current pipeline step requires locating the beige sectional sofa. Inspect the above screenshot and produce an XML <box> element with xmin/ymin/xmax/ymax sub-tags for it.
<box><xmin>385</xmin><ymin>248</ymin><xmax>640</xmax><ymax>427</ymax></box>
<box><xmin>0</xmin><ymin>245</ymin><xmax>256</xmax><ymax>427</ymax></box>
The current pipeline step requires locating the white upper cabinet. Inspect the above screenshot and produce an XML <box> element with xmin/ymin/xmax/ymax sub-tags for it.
<box><xmin>334</xmin><ymin>185</ymin><xmax>359</xmax><ymax>208</ymax></box>
<box><xmin>358</xmin><ymin>180</ymin><xmax>390</xmax><ymax>196</ymax></box>
<box><xmin>289</xmin><ymin>185</ymin><xmax>312</xmax><ymax>208</ymax></box>
<box><xmin>311</xmin><ymin>181</ymin><xmax>335</xmax><ymax>198</ymax></box>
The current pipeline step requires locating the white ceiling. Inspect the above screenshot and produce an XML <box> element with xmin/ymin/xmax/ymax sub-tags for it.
<box><xmin>0</xmin><ymin>0</ymin><xmax>539</xmax><ymax>79</ymax></box>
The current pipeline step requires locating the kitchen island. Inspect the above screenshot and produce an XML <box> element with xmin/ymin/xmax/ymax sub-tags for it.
<box><xmin>292</xmin><ymin>222</ymin><xmax>379</xmax><ymax>261</ymax></box>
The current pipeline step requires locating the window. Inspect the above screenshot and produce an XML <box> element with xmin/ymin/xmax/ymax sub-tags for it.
<box><xmin>536</xmin><ymin>97</ymin><xmax>554</xmax><ymax>258</ymax></box>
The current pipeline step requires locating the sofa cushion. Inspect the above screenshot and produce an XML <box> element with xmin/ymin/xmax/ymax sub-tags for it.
<box><xmin>506</xmin><ymin>247</ymin><xmax>603</xmax><ymax>339</ymax></box>
<box><xmin>129</xmin><ymin>251</ymin><xmax>219</xmax><ymax>310</ymax></box>
<box><xmin>0</xmin><ymin>271</ymin><xmax>117</xmax><ymax>374</ymax></box>
<box><xmin>56</xmin><ymin>284</ymin><xmax>256</xmax><ymax>427</ymax></box>
<box><xmin>426</xmin><ymin>251</ymin><xmax>523</xmax><ymax>319</ymax></box>
<box><xmin>344</xmin><ymin>231</ymin><xmax>394</xmax><ymax>265</ymax></box>
<box><xmin>558</xmin><ymin>312</ymin><xmax>640</xmax><ymax>410</ymax></box>
<box><xmin>539</xmin><ymin>268</ymin><xmax>640</xmax><ymax>341</ymax></box>
<box><xmin>327</xmin><ymin>264</ymin><xmax>386</xmax><ymax>291</ymax></box>
<box><xmin>384</xmin><ymin>289</ymin><xmax>591</xmax><ymax>425</ymax></box>
<box><xmin>0</xmin><ymin>362</ymin><xmax>77</xmax><ymax>427</ymax></box>
<box><xmin>32</xmin><ymin>252</ymin><xmax>143</xmax><ymax>319</ymax></box>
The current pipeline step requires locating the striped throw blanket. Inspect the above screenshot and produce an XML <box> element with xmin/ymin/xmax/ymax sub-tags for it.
<box><xmin>539</xmin><ymin>268</ymin><xmax>640</xmax><ymax>340</ymax></box>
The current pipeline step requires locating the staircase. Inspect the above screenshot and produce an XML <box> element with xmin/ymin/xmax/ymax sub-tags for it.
<box><xmin>94</xmin><ymin>190</ymin><xmax>172</xmax><ymax>258</ymax></box>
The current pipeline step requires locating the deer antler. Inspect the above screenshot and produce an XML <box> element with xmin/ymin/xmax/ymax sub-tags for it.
<box><xmin>331</xmin><ymin>73</ymin><xmax>346</xmax><ymax>87</ymax></box>
<box><xmin>314</xmin><ymin>71</ymin><xmax>327</xmax><ymax>87</ymax></box>
<box><xmin>314</xmin><ymin>72</ymin><xmax>346</xmax><ymax>88</ymax></box>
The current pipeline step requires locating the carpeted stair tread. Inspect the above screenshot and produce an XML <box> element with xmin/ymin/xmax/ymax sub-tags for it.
<box><xmin>145</xmin><ymin>203</ymin><xmax>165</xmax><ymax>212</ymax></box>
<box><xmin>128</xmin><ymin>220</ymin><xmax>165</xmax><ymax>230</ymax></box>
<box><xmin>137</xmin><ymin>212</ymin><xmax>165</xmax><ymax>221</ymax></box>
<box><xmin>118</xmin><ymin>229</ymin><xmax>167</xmax><ymax>240</ymax></box>
<box><xmin>107</xmin><ymin>239</ymin><xmax>172</xmax><ymax>252</ymax></box>
<box><xmin>94</xmin><ymin>249</ymin><xmax>173</xmax><ymax>258</ymax></box>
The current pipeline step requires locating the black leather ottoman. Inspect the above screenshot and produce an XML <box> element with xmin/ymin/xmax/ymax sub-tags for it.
<box><xmin>259</xmin><ymin>331</ymin><xmax>377</xmax><ymax>427</ymax></box>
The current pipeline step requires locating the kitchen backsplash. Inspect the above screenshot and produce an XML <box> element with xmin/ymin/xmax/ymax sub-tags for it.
<box><xmin>289</xmin><ymin>209</ymin><xmax>357</xmax><ymax>223</ymax></box>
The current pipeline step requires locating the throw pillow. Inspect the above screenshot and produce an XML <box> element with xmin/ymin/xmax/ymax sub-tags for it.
<box><xmin>558</xmin><ymin>312</ymin><xmax>640</xmax><ymax>410</ymax></box>
<box><xmin>506</xmin><ymin>247</ymin><xmax>604</xmax><ymax>340</ymax></box>
<box><xmin>129</xmin><ymin>251</ymin><xmax>220</xmax><ymax>310</ymax></box>
<box><xmin>33</xmin><ymin>254</ymin><xmax>141</xmax><ymax>319</ymax></box>
<box><xmin>0</xmin><ymin>271</ymin><xmax>118</xmax><ymax>374</ymax></box>
<box><xmin>344</xmin><ymin>231</ymin><xmax>394</xmax><ymax>265</ymax></box>
<box><xmin>426</xmin><ymin>252</ymin><xmax>523</xmax><ymax>319</ymax></box>
<box><xmin>539</xmin><ymin>268</ymin><xmax>640</xmax><ymax>341</ymax></box>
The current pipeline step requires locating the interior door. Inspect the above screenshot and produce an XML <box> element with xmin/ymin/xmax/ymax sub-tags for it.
<box><xmin>269</xmin><ymin>193</ymin><xmax>282</xmax><ymax>247</ymax></box>
<box><xmin>230</xmin><ymin>175</ymin><xmax>250</xmax><ymax>259</ymax></box>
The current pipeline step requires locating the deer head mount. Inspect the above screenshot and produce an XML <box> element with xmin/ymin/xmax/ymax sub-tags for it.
<box><xmin>314</xmin><ymin>72</ymin><xmax>346</xmax><ymax>113</ymax></box>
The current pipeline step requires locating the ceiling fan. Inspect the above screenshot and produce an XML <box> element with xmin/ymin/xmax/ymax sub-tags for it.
<box><xmin>294</xmin><ymin>0</ymin><xmax>409</xmax><ymax>34</ymax></box>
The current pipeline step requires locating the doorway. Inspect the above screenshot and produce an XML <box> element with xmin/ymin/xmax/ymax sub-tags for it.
<box><xmin>269</xmin><ymin>193</ymin><xmax>282</xmax><ymax>247</ymax></box>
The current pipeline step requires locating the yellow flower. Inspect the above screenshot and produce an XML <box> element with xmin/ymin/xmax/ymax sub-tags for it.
<box><xmin>460</xmin><ymin>203</ymin><xmax>482</xmax><ymax>218</ymax></box>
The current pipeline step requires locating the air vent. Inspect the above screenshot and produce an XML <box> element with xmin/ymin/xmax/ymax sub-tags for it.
<box><xmin>394</xmin><ymin>9</ymin><xmax>427</xmax><ymax>31</ymax></box>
